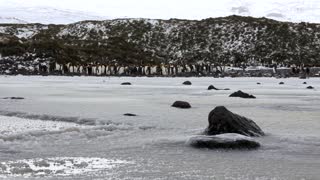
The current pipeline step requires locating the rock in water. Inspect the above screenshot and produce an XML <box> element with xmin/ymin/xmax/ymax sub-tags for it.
<box><xmin>229</xmin><ymin>90</ymin><xmax>256</xmax><ymax>99</ymax></box>
<box><xmin>121</xmin><ymin>82</ymin><xmax>131</xmax><ymax>85</ymax></box>
<box><xmin>208</xmin><ymin>85</ymin><xmax>218</xmax><ymax>90</ymax></box>
<box><xmin>187</xmin><ymin>133</ymin><xmax>260</xmax><ymax>149</ymax></box>
<box><xmin>3</xmin><ymin>97</ymin><xmax>25</xmax><ymax>100</ymax></box>
<box><xmin>306</xmin><ymin>86</ymin><xmax>314</xmax><ymax>89</ymax></box>
<box><xmin>205</xmin><ymin>106</ymin><xmax>264</xmax><ymax>137</ymax></box>
<box><xmin>172</xmin><ymin>101</ymin><xmax>191</xmax><ymax>109</ymax></box>
<box><xmin>182</xmin><ymin>81</ymin><xmax>192</xmax><ymax>85</ymax></box>
<box><xmin>123</xmin><ymin>113</ymin><xmax>137</xmax><ymax>116</ymax></box>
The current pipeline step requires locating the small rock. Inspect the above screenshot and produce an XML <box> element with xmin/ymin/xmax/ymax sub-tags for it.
<box><xmin>182</xmin><ymin>81</ymin><xmax>192</xmax><ymax>85</ymax></box>
<box><xmin>306</xmin><ymin>86</ymin><xmax>314</xmax><ymax>89</ymax></box>
<box><xmin>123</xmin><ymin>113</ymin><xmax>137</xmax><ymax>116</ymax></box>
<box><xmin>172</xmin><ymin>101</ymin><xmax>191</xmax><ymax>109</ymax></box>
<box><xmin>208</xmin><ymin>85</ymin><xmax>218</xmax><ymax>90</ymax></box>
<box><xmin>229</xmin><ymin>91</ymin><xmax>256</xmax><ymax>99</ymax></box>
<box><xmin>3</xmin><ymin>97</ymin><xmax>25</xmax><ymax>100</ymax></box>
<box><xmin>187</xmin><ymin>133</ymin><xmax>260</xmax><ymax>149</ymax></box>
<box><xmin>303</xmin><ymin>82</ymin><xmax>307</xmax><ymax>84</ymax></box>
<box><xmin>279</xmin><ymin>82</ymin><xmax>284</xmax><ymax>85</ymax></box>
<box><xmin>121</xmin><ymin>82</ymin><xmax>131</xmax><ymax>85</ymax></box>
<box><xmin>257</xmin><ymin>82</ymin><xmax>261</xmax><ymax>85</ymax></box>
<box><xmin>208</xmin><ymin>85</ymin><xmax>229</xmax><ymax>90</ymax></box>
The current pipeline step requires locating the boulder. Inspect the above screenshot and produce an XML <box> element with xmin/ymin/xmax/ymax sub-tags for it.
<box><xmin>187</xmin><ymin>133</ymin><xmax>260</xmax><ymax>149</ymax></box>
<box><xmin>123</xmin><ymin>113</ymin><xmax>137</xmax><ymax>116</ymax></box>
<box><xmin>121</xmin><ymin>82</ymin><xmax>131</xmax><ymax>85</ymax></box>
<box><xmin>306</xmin><ymin>86</ymin><xmax>314</xmax><ymax>89</ymax></box>
<box><xmin>303</xmin><ymin>82</ymin><xmax>307</xmax><ymax>84</ymax></box>
<box><xmin>279</xmin><ymin>82</ymin><xmax>284</xmax><ymax>85</ymax></box>
<box><xmin>229</xmin><ymin>90</ymin><xmax>256</xmax><ymax>99</ymax></box>
<box><xmin>172</xmin><ymin>101</ymin><xmax>191</xmax><ymax>109</ymax></box>
<box><xmin>182</xmin><ymin>81</ymin><xmax>192</xmax><ymax>85</ymax></box>
<box><xmin>205</xmin><ymin>106</ymin><xmax>264</xmax><ymax>137</ymax></box>
<box><xmin>257</xmin><ymin>82</ymin><xmax>261</xmax><ymax>85</ymax></box>
<box><xmin>3</xmin><ymin>97</ymin><xmax>24</xmax><ymax>100</ymax></box>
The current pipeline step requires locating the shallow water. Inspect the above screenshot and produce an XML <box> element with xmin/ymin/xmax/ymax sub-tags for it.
<box><xmin>0</xmin><ymin>76</ymin><xmax>319</xmax><ymax>179</ymax></box>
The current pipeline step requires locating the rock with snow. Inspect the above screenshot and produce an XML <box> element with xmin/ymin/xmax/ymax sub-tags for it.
<box><xmin>303</xmin><ymin>82</ymin><xmax>307</xmax><ymax>84</ymax></box>
<box><xmin>279</xmin><ymin>82</ymin><xmax>284</xmax><ymax>85</ymax></box>
<box><xmin>229</xmin><ymin>90</ymin><xmax>256</xmax><ymax>99</ymax></box>
<box><xmin>121</xmin><ymin>82</ymin><xmax>131</xmax><ymax>85</ymax></box>
<box><xmin>205</xmin><ymin>106</ymin><xmax>264</xmax><ymax>137</ymax></box>
<box><xmin>187</xmin><ymin>133</ymin><xmax>260</xmax><ymax>149</ymax></box>
<box><xmin>172</xmin><ymin>101</ymin><xmax>191</xmax><ymax>109</ymax></box>
<box><xmin>306</xmin><ymin>86</ymin><xmax>314</xmax><ymax>89</ymax></box>
<box><xmin>182</xmin><ymin>81</ymin><xmax>192</xmax><ymax>85</ymax></box>
<box><xmin>257</xmin><ymin>82</ymin><xmax>261</xmax><ymax>85</ymax></box>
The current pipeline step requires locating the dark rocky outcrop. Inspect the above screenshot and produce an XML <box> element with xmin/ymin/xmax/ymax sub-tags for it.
<box><xmin>306</xmin><ymin>86</ymin><xmax>314</xmax><ymax>89</ymax></box>
<box><xmin>229</xmin><ymin>90</ymin><xmax>256</xmax><ymax>99</ymax></box>
<box><xmin>205</xmin><ymin>106</ymin><xmax>264</xmax><ymax>137</ymax></box>
<box><xmin>172</xmin><ymin>101</ymin><xmax>191</xmax><ymax>109</ymax></box>
<box><xmin>121</xmin><ymin>82</ymin><xmax>131</xmax><ymax>85</ymax></box>
<box><xmin>279</xmin><ymin>82</ymin><xmax>284</xmax><ymax>85</ymax></box>
<box><xmin>3</xmin><ymin>97</ymin><xmax>24</xmax><ymax>100</ymax></box>
<box><xmin>182</xmin><ymin>81</ymin><xmax>192</xmax><ymax>85</ymax></box>
<box><xmin>123</xmin><ymin>113</ymin><xmax>137</xmax><ymax>116</ymax></box>
<box><xmin>187</xmin><ymin>134</ymin><xmax>260</xmax><ymax>149</ymax></box>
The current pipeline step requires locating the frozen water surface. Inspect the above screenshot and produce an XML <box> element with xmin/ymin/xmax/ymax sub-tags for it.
<box><xmin>0</xmin><ymin>76</ymin><xmax>319</xmax><ymax>179</ymax></box>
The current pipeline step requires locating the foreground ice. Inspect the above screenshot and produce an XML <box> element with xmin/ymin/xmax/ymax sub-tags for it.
<box><xmin>0</xmin><ymin>76</ymin><xmax>319</xmax><ymax>179</ymax></box>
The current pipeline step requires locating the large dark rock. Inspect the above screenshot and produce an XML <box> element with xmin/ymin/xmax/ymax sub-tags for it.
<box><xmin>229</xmin><ymin>90</ymin><xmax>256</xmax><ymax>99</ymax></box>
<box><xmin>279</xmin><ymin>82</ymin><xmax>284</xmax><ymax>85</ymax></box>
<box><xmin>121</xmin><ymin>82</ymin><xmax>131</xmax><ymax>85</ymax></box>
<box><xmin>187</xmin><ymin>133</ymin><xmax>260</xmax><ymax>149</ymax></box>
<box><xmin>172</xmin><ymin>101</ymin><xmax>191</xmax><ymax>109</ymax></box>
<box><xmin>306</xmin><ymin>86</ymin><xmax>314</xmax><ymax>89</ymax></box>
<box><xmin>3</xmin><ymin>97</ymin><xmax>25</xmax><ymax>100</ymax></box>
<box><xmin>182</xmin><ymin>81</ymin><xmax>192</xmax><ymax>85</ymax></box>
<box><xmin>205</xmin><ymin>106</ymin><xmax>264</xmax><ymax>137</ymax></box>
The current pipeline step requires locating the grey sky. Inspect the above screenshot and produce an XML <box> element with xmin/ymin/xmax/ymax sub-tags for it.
<box><xmin>1</xmin><ymin>0</ymin><xmax>319</xmax><ymax>22</ymax></box>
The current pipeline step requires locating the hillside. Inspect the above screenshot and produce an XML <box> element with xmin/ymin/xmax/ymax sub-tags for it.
<box><xmin>0</xmin><ymin>15</ymin><xmax>320</xmax><ymax>75</ymax></box>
